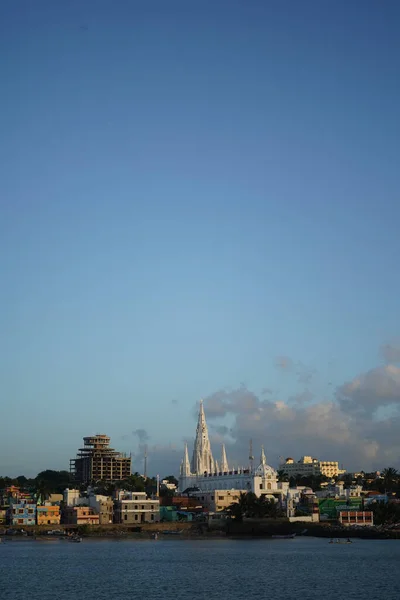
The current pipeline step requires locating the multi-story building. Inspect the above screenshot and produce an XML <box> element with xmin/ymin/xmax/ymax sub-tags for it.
<box><xmin>37</xmin><ymin>504</ymin><xmax>61</xmax><ymax>525</ymax></box>
<box><xmin>8</xmin><ymin>499</ymin><xmax>37</xmax><ymax>526</ymax></box>
<box><xmin>113</xmin><ymin>491</ymin><xmax>159</xmax><ymax>524</ymax></box>
<box><xmin>279</xmin><ymin>456</ymin><xmax>345</xmax><ymax>479</ymax></box>
<box><xmin>63</xmin><ymin>489</ymin><xmax>81</xmax><ymax>507</ymax></box>
<box><xmin>87</xmin><ymin>495</ymin><xmax>113</xmax><ymax>524</ymax></box>
<box><xmin>62</xmin><ymin>489</ymin><xmax>113</xmax><ymax>523</ymax></box>
<box><xmin>190</xmin><ymin>489</ymin><xmax>243</xmax><ymax>513</ymax></box>
<box><xmin>70</xmin><ymin>434</ymin><xmax>132</xmax><ymax>484</ymax></box>
<box><xmin>62</xmin><ymin>506</ymin><xmax>100</xmax><ymax>525</ymax></box>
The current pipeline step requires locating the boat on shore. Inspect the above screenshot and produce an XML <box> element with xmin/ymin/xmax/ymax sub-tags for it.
<box><xmin>271</xmin><ymin>533</ymin><xmax>296</xmax><ymax>539</ymax></box>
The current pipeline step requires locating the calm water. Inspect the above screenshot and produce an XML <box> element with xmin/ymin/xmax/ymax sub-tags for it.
<box><xmin>1</xmin><ymin>537</ymin><xmax>400</xmax><ymax>600</ymax></box>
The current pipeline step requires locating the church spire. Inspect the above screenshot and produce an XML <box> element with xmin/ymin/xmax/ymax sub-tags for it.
<box><xmin>191</xmin><ymin>399</ymin><xmax>214</xmax><ymax>474</ymax></box>
<box><xmin>221</xmin><ymin>443</ymin><xmax>229</xmax><ymax>472</ymax></box>
<box><xmin>260</xmin><ymin>445</ymin><xmax>267</xmax><ymax>465</ymax></box>
<box><xmin>180</xmin><ymin>442</ymin><xmax>191</xmax><ymax>477</ymax></box>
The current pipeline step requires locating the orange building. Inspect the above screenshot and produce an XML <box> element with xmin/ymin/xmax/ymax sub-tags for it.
<box><xmin>339</xmin><ymin>510</ymin><xmax>373</xmax><ymax>526</ymax></box>
<box><xmin>62</xmin><ymin>506</ymin><xmax>100</xmax><ymax>525</ymax></box>
<box><xmin>37</xmin><ymin>505</ymin><xmax>61</xmax><ymax>526</ymax></box>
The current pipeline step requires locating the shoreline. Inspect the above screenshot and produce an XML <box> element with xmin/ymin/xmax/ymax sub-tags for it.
<box><xmin>2</xmin><ymin>523</ymin><xmax>400</xmax><ymax>541</ymax></box>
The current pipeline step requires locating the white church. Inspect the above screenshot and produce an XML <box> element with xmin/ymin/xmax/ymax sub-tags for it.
<box><xmin>179</xmin><ymin>400</ymin><xmax>289</xmax><ymax>500</ymax></box>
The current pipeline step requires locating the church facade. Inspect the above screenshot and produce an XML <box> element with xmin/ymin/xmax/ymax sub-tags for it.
<box><xmin>179</xmin><ymin>401</ymin><xmax>289</xmax><ymax>500</ymax></box>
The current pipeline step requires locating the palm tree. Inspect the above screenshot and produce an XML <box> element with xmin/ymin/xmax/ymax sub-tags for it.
<box><xmin>35</xmin><ymin>480</ymin><xmax>51</xmax><ymax>504</ymax></box>
<box><xmin>277</xmin><ymin>470</ymin><xmax>289</xmax><ymax>482</ymax></box>
<box><xmin>381</xmin><ymin>467</ymin><xmax>399</xmax><ymax>493</ymax></box>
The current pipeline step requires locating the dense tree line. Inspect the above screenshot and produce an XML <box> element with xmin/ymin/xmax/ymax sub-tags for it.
<box><xmin>228</xmin><ymin>492</ymin><xmax>284</xmax><ymax>521</ymax></box>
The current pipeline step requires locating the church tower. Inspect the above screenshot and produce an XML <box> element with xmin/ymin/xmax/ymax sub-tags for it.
<box><xmin>191</xmin><ymin>400</ymin><xmax>214</xmax><ymax>474</ymax></box>
<box><xmin>180</xmin><ymin>442</ymin><xmax>191</xmax><ymax>477</ymax></box>
<box><xmin>220</xmin><ymin>443</ymin><xmax>229</xmax><ymax>472</ymax></box>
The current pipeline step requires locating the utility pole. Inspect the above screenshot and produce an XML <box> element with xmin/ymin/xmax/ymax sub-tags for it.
<box><xmin>144</xmin><ymin>445</ymin><xmax>148</xmax><ymax>480</ymax></box>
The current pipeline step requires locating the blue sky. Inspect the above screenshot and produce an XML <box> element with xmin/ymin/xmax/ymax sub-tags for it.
<box><xmin>1</xmin><ymin>1</ymin><xmax>400</xmax><ymax>476</ymax></box>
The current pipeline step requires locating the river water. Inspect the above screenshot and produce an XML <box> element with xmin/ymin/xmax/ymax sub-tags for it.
<box><xmin>1</xmin><ymin>537</ymin><xmax>399</xmax><ymax>600</ymax></box>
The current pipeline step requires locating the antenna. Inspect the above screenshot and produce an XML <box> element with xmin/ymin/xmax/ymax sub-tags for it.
<box><xmin>249</xmin><ymin>439</ymin><xmax>254</xmax><ymax>472</ymax></box>
<box><xmin>144</xmin><ymin>445</ymin><xmax>148</xmax><ymax>479</ymax></box>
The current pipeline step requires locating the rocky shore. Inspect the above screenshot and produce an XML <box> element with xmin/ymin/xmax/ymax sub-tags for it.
<box><xmin>2</xmin><ymin>520</ymin><xmax>400</xmax><ymax>540</ymax></box>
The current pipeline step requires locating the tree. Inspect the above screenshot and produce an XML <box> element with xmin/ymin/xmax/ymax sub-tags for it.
<box><xmin>381</xmin><ymin>468</ymin><xmax>399</xmax><ymax>493</ymax></box>
<box><xmin>34</xmin><ymin>470</ymin><xmax>73</xmax><ymax>494</ymax></box>
<box><xmin>35</xmin><ymin>480</ymin><xmax>52</xmax><ymax>504</ymax></box>
<box><xmin>371</xmin><ymin>500</ymin><xmax>400</xmax><ymax>526</ymax></box>
<box><xmin>227</xmin><ymin>492</ymin><xmax>282</xmax><ymax>521</ymax></box>
<box><xmin>277</xmin><ymin>470</ymin><xmax>289</xmax><ymax>482</ymax></box>
<box><xmin>163</xmin><ymin>475</ymin><xmax>178</xmax><ymax>487</ymax></box>
<box><xmin>227</xmin><ymin>492</ymin><xmax>248</xmax><ymax>522</ymax></box>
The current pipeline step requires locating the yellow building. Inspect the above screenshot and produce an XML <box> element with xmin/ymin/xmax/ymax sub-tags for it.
<box><xmin>37</xmin><ymin>504</ymin><xmax>61</xmax><ymax>526</ymax></box>
<box><xmin>279</xmin><ymin>456</ymin><xmax>345</xmax><ymax>479</ymax></box>
<box><xmin>191</xmin><ymin>489</ymin><xmax>245</xmax><ymax>512</ymax></box>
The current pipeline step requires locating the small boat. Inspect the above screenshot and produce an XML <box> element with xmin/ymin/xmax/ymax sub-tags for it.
<box><xmin>272</xmin><ymin>533</ymin><xmax>296</xmax><ymax>539</ymax></box>
<box><xmin>329</xmin><ymin>538</ymin><xmax>353</xmax><ymax>544</ymax></box>
<box><xmin>69</xmin><ymin>536</ymin><xmax>82</xmax><ymax>543</ymax></box>
<box><xmin>152</xmin><ymin>533</ymin><xmax>158</xmax><ymax>540</ymax></box>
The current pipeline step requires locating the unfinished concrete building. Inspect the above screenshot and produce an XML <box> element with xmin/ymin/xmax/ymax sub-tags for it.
<box><xmin>70</xmin><ymin>434</ymin><xmax>132</xmax><ymax>484</ymax></box>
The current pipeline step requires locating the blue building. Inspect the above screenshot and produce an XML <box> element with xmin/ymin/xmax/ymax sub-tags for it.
<box><xmin>8</xmin><ymin>499</ymin><xmax>37</xmax><ymax>526</ymax></box>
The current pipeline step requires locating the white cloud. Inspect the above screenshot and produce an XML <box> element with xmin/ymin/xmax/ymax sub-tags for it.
<box><xmin>198</xmin><ymin>355</ymin><xmax>400</xmax><ymax>472</ymax></box>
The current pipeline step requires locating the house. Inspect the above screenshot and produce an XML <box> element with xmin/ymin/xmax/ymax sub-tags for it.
<box><xmin>62</xmin><ymin>506</ymin><xmax>100</xmax><ymax>525</ymax></box>
<box><xmin>8</xmin><ymin>499</ymin><xmax>37</xmax><ymax>526</ymax></box>
<box><xmin>37</xmin><ymin>504</ymin><xmax>61</xmax><ymax>525</ymax></box>
<box><xmin>113</xmin><ymin>491</ymin><xmax>159</xmax><ymax>524</ymax></box>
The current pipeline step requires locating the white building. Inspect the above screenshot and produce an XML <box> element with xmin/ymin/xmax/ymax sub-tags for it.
<box><xmin>114</xmin><ymin>490</ymin><xmax>159</xmax><ymax>524</ymax></box>
<box><xmin>279</xmin><ymin>456</ymin><xmax>346</xmax><ymax>479</ymax></box>
<box><xmin>178</xmin><ymin>400</ymin><xmax>289</xmax><ymax>500</ymax></box>
<box><xmin>63</xmin><ymin>488</ymin><xmax>81</xmax><ymax>507</ymax></box>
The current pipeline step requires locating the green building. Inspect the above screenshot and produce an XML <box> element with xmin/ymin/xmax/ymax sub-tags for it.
<box><xmin>318</xmin><ymin>497</ymin><xmax>363</xmax><ymax>519</ymax></box>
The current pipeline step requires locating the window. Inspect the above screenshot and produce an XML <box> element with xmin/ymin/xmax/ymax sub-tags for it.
<box><xmin>28</xmin><ymin>509</ymin><xmax>34</xmax><ymax>514</ymax></box>
<box><xmin>134</xmin><ymin>515</ymin><xmax>138</xmax><ymax>521</ymax></box>
<box><xmin>151</xmin><ymin>514</ymin><xmax>154</xmax><ymax>521</ymax></box>
<box><xmin>151</xmin><ymin>505</ymin><xmax>154</xmax><ymax>510</ymax></box>
<box><xmin>260</xmin><ymin>484</ymin><xmax>263</xmax><ymax>489</ymax></box>
<box><xmin>141</xmin><ymin>505</ymin><xmax>144</xmax><ymax>510</ymax></box>
<box><xmin>18</xmin><ymin>519</ymin><xmax>24</xmax><ymax>524</ymax></box>
<box><xmin>19</xmin><ymin>509</ymin><xmax>24</xmax><ymax>514</ymax></box>
<box><xmin>218</xmin><ymin>496</ymin><xmax>224</xmax><ymax>500</ymax></box>
<box><xmin>135</xmin><ymin>505</ymin><xmax>138</xmax><ymax>510</ymax></box>
<box><xmin>124</xmin><ymin>514</ymin><xmax>127</xmax><ymax>521</ymax></box>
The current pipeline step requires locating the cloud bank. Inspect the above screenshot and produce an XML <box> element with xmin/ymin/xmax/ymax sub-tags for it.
<box><xmin>200</xmin><ymin>357</ymin><xmax>400</xmax><ymax>472</ymax></box>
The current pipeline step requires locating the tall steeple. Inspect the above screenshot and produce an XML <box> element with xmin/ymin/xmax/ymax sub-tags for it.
<box><xmin>191</xmin><ymin>400</ymin><xmax>214</xmax><ymax>474</ymax></box>
<box><xmin>260</xmin><ymin>445</ymin><xmax>267</xmax><ymax>465</ymax></box>
<box><xmin>220</xmin><ymin>443</ymin><xmax>229</xmax><ymax>472</ymax></box>
<box><xmin>180</xmin><ymin>442</ymin><xmax>191</xmax><ymax>477</ymax></box>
